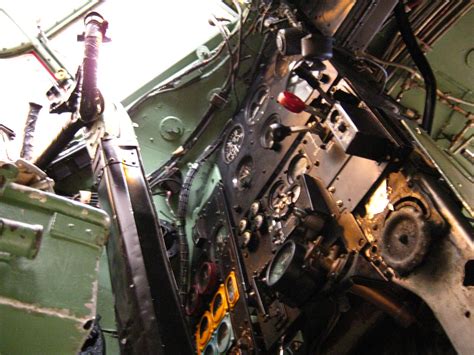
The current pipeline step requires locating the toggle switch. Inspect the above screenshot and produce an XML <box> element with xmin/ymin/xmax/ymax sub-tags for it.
<box><xmin>268</xmin><ymin>122</ymin><xmax>316</xmax><ymax>143</ymax></box>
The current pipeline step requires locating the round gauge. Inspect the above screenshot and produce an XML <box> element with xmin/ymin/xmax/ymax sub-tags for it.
<box><xmin>184</xmin><ymin>284</ymin><xmax>202</xmax><ymax>316</ymax></box>
<box><xmin>260</xmin><ymin>114</ymin><xmax>280</xmax><ymax>149</ymax></box>
<box><xmin>225</xmin><ymin>272</ymin><xmax>239</xmax><ymax>306</ymax></box>
<box><xmin>287</xmin><ymin>154</ymin><xmax>310</xmax><ymax>184</ymax></box>
<box><xmin>267</xmin><ymin>240</ymin><xmax>297</xmax><ymax>286</ymax></box>
<box><xmin>196</xmin><ymin>261</ymin><xmax>218</xmax><ymax>295</ymax></box>
<box><xmin>211</xmin><ymin>286</ymin><xmax>228</xmax><ymax>324</ymax></box>
<box><xmin>266</xmin><ymin>240</ymin><xmax>316</xmax><ymax>306</ymax></box>
<box><xmin>223</xmin><ymin>124</ymin><xmax>244</xmax><ymax>164</ymax></box>
<box><xmin>246</xmin><ymin>85</ymin><xmax>270</xmax><ymax>125</ymax></box>
<box><xmin>269</xmin><ymin>180</ymin><xmax>295</xmax><ymax>219</ymax></box>
<box><xmin>233</xmin><ymin>156</ymin><xmax>254</xmax><ymax>190</ymax></box>
<box><xmin>197</xmin><ymin>311</ymin><xmax>213</xmax><ymax>348</ymax></box>
<box><xmin>216</xmin><ymin>317</ymin><xmax>232</xmax><ymax>353</ymax></box>
<box><xmin>212</xmin><ymin>225</ymin><xmax>229</xmax><ymax>260</ymax></box>
<box><xmin>203</xmin><ymin>341</ymin><xmax>218</xmax><ymax>355</ymax></box>
<box><xmin>268</xmin><ymin>180</ymin><xmax>289</xmax><ymax>218</ymax></box>
<box><xmin>268</xmin><ymin>180</ymin><xmax>302</xmax><ymax>219</ymax></box>
<box><xmin>288</xmin><ymin>183</ymin><xmax>302</xmax><ymax>204</ymax></box>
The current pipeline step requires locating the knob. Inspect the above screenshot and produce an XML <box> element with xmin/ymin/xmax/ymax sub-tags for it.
<box><xmin>330</xmin><ymin>110</ymin><xmax>340</xmax><ymax>123</ymax></box>
<box><xmin>277</xmin><ymin>91</ymin><xmax>320</xmax><ymax>116</ymax></box>
<box><xmin>337</xmin><ymin>122</ymin><xmax>347</xmax><ymax>133</ymax></box>
<box><xmin>268</xmin><ymin>123</ymin><xmax>314</xmax><ymax>143</ymax></box>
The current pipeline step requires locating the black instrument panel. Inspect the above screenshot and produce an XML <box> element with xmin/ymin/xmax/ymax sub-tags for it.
<box><xmin>191</xmin><ymin>55</ymin><xmax>398</xmax><ymax>353</ymax></box>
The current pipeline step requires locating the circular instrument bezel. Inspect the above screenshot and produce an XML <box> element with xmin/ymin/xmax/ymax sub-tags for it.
<box><xmin>222</xmin><ymin>124</ymin><xmax>245</xmax><ymax>164</ymax></box>
<box><xmin>266</xmin><ymin>240</ymin><xmax>297</xmax><ymax>287</ymax></box>
<box><xmin>287</xmin><ymin>153</ymin><xmax>310</xmax><ymax>184</ymax></box>
<box><xmin>245</xmin><ymin>84</ymin><xmax>271</xmax><ymax>126</ymax></box>
<box><xmin>259</xmin><ymin>113</ymin><xmax>280</xmax><ymax>150</ymax></box>
<box><xmin>233</xmin><ymin>156</ymin><xmax>254</xmax><ymax>190</ymax></box>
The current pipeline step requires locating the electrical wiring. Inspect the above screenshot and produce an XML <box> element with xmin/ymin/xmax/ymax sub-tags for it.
<box><xmin>210</xmin><ymin>13</ymin><xmax>238</xmax><ymax>104</ymax></box>
<box><xmin>147</xmin><ymin>5</ymin><xmax>265</xmax><ymax>190</ymax></box>
<box><xmin>128</xmin><ymin>7</ymin><xmax>251</xmax><ymax>117</ymax></box>
<box><xmin>355</xmin><ymin>56</ymin><xmax>388</xmax><ymax>93</ymax></box>
<box><xmin>359</xmin><ymin>52</ymin><xmax>474</xmax><ymax>108</ymax></box>
<box><xmin>231</xmin><ymin>0</ymin><xmax>243</xmax><ymax>109</ymax></box>
<box><xmin>176</xmin><ymin>119</ymin><xmax>234</xmax><ymax>301</ymax></box>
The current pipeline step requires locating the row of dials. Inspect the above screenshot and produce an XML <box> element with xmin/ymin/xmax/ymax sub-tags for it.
<box><xmin>222</xmin><ymin>113</ymin><xmax>283</xmax><ymax>165</ymax></box>
<box><xmin>222</xmin><ymin>76</ymin><xmax>314</xmax><ymax>162</ymax></box>
<box><xmin>221</xmin><ymin>58</ymin><xmax>317</xmax><ymax>195</ymax></box>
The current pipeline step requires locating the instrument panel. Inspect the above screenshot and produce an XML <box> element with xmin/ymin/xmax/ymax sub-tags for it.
<box><xmin>186</xmin><ymin>51</ymin><xmax>398</xmax><ymax>352</ymax></box>
<box><xmin>185</xmin><ymin>46</ymin><xmax>469</xmax><ymax>354</ymax></box>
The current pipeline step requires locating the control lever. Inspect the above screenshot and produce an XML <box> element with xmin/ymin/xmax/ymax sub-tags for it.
<box><xmin>292</xmin><ymin>62</ymin><xmax>335</xmax><ymax>104</ymax></box>
<box><xmin>277</xmin><ymin>91</ymin><xmax>319</xmax><ymax>116</ymax></box>
<box><xmin>268</xmin><ymin>122</ymin><xmax>315</xmax><ymax>143</ymax></box>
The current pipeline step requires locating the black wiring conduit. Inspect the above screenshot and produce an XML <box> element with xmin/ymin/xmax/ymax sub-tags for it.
<box><xmin>394</xmin><ymin>2</ymin><xmax>437</xmax><ymax>134</ymax></box>
<box><xmin>176</xmin><ymin>139</ymin><xmax>224</xmax><ymax>301</ymax></box>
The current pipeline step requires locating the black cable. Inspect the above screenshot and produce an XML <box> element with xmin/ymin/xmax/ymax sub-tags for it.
<box><xmin>211</xmin><ymin>14</ymin><xmax>236</xmax><ymax>87</ymax></box>
<box><xmin>147</xmin><ymin>10</ymin><xmax>261</xmax><ymax>189</ymax></box>
<box><xmin>394</xmin><ymin>2</ymin><xmax>437</xmax><ymax>134</ymax></box>
<box><xmin>176</xmin><ymin>122</ymin><xmax>231</xmax><ymax>301</ymax></box>
<box><xmin>128</xmin><ymin>9</ymin><xmax>252</xmax><ymax>118</ymax></box>
<box><xmin>230</xmin><ymin>0</ymin><xmax>243</xmax><ymax>109</ymax></box>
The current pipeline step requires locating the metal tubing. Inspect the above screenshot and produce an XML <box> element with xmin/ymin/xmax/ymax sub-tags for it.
<box><xmin>350</xmin><ymin>284</ymin><xmax>416</xmax><ymax>327</ymax></box>
<box><xmin>33</xmin><ymin>117</ymin><xmax>84</xmax><ymax>170</ymax></box>
<box><xmin>80</xmin><ymin>12</ymin><xmax>106</xmax><ymax>123</ymax></box>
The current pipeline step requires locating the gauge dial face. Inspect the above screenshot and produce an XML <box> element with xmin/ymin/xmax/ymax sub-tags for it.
<box><xmin>288</xmin><ymin>184</ymin><xmax>302</xmax><ymax>204</ymax></box>
<box><xmin>267</xmin><ymin>241</ymin><xmax>295</xmax><ymax>286</ymax></box>
<box><xmin>216</xmin><ymin>319</ymin><xmax>231</xmax><ymax>352</ymax></box>
<box><xmin>287</xmin><ymin>154</ymin><xmax>310</xmax><ymax>184</ymax></box>
<box><xmin>223</xmin><ymin>125</ymin><xmax>244</xmax><ymax>163</ymax></box>
<box><xmin>268</xmin><ymin>180</ymin><xmax>301</xmax><ymax>219</ymax></box>
<box><xmin>212</xmin><ymin>293</ymin><xmax>223</xmax><ymax>314</ymax></box>
<box><xmin>233</xmin><ymin>157</ymin><xmax>254</xmax><ymax>190</ymax></box>
<box><xmin>269</xmin><ymin>180</ymin><xmax>289</xmax><ymax>218</ymax></box>
<box><xmin>246</xmin><ymin>85</ymin><xmax>270</xmax><ymax>125</ymax></box>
